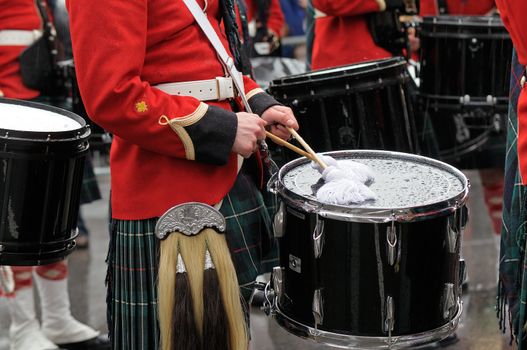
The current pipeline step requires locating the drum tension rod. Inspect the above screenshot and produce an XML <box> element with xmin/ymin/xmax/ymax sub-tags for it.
<box><xmin>387</xmin><ymin>216</ymin><xmax>397</xmax><ymax>266</ymax></box>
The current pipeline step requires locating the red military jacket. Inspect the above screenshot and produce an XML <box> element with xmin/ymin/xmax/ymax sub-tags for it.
<box><xmin>420</xmin><ymin>0</ymin><xmax>496</xmax><ymax>16</ymax></box>
<box><xmin>67</xmin><ymin>0</ymin><xmax>277</xmax><ymax>219</ymax></box>
<box><xmin>311</xmin><ymin>0</ymin><xmax>392</xmax><ymax>70</ymax></box>
<box><xmin>244</xmin><ymin>0</ymin><xmax>284</xmax><ymax>37</ymax></box>
<box><xmin>496</xmin><ymin>0</ymin><xmax>527</xmax><ymax>184</ymax></box>
<box><xmin>0</xmin><ymin>0</ymin><xmax>42</xmax><ymax>99</ymax></box>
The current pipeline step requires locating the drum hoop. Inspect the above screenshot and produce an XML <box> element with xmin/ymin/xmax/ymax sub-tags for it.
<box><xmin>269</xmin><ymin>57</ymin><xmax>407</xmax><ymax>87</ymax></box>
<box><xmin>420</xmin><ymin>32</ymin><xmax>510</xmax><ymax>40</ymax></box>
<box><xmin>0</xmin><ymin>98</ymin><xmax>90</xmax><ymax>141</ymax></box>
<box><xmin>277</xmin><ymin>150</ymin><xmax>470</xmax><ymax>223</ymax></box>
<box><xmin>272</xmin><ymin>300</ymin><xmax>462</xmax><ymax>350</ymax></box>
<box><xmin>419</xmin><ymin>95</ymin><xmax>509</xmax><ymax>108</ymax></box>
<box><xmin>422</xmin><ymin>15</ymin><xmax>505</xmax><ymax>27</ymax></box>
<box><xmin>273</xmin><ymin>75</ymin><xmax>408</xmax><ymax>102</ymax></box>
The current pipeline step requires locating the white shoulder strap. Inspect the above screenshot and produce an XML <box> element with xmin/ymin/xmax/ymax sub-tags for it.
<box><xmin>182</xmin><ymin>0</ymin><xmax>253</xmax><ymax>113</ymax></box>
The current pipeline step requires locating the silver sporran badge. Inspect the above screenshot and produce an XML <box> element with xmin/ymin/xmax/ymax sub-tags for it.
<box><xmin>155</xmin><ymin>202</ymin><xmax>226</xmax><ymax>239</ymax></box>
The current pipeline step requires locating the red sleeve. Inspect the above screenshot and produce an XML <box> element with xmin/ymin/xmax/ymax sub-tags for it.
<box><xmin>496</xmin><ymin>0</ymin><xmax>527</xmax><ymax>66</ymax></box>
<box><xmin>312</xmin><ymin>0</ymin><xmax>385</xmax><ymax>16</ymax></box>
<box><xmin>420</xmin><ymin>0</ymin><xmax>439</xmax><ymax>16</ymax></box>
<box><xmin>67</xmin><ymin>0</ymin><xmax>235</xmax><ymax>161</ymax></box>
<box><xmin>267</xmin><ymin>0</ymin><xmax>284</xmax><ymax>37</ymax></box>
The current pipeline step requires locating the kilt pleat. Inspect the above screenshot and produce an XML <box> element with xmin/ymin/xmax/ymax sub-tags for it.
<box><xmin>109</xmin><ymin>220</ymin><xmax>160</xmax><ymax>350</ymax></box>
<box><xmin>106</xmin><ymin>170</ymin><xmax>277</xmax><ymax>349</ymax></box>
<box><xmin>498</xmin><ymin>50</ymin><xmax>527</xmax><ymax>347</ymax></box>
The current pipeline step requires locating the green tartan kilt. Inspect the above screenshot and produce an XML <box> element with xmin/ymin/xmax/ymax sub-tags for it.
<box><xmin>106</xmin><ymin>170</ymin><xmax>277</xmax><ymax>349</ymax></box>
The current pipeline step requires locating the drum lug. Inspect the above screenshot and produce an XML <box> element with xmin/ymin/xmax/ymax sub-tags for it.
<box><xmin>442</xmin><ymin>283</ymin><xmax>456</xmax><ymax>320</ymax></box>
<box><xmin>384</xmin><ymin>295</ymin><xmax>395</xmax><ymax>334</ymax></box>
<box><xmin>386</xmin><ymin>221</ymin><xmax>397</xmax><ymax>266</ymax></box>
<box><xmin>273</xmin><ymin>201</ymin><xmax>286</xmax><ymax>238</ymax></box>
<box><xmin>312</xmin><ymin>288</ymin><xmax>324</xmax><ymax>327</ymax></box>
<box><xmin>447</xmin><ymin>214</ymin><xmax>459</xmax><ymax>254</ymax></box>
<box><xmin>313</xmin><ymin>216</ymin><xmax>325</xmax><ymax>259</ymax></box>
<box><xmin>459</xmin><ymin>94</ymin><xmax>471</xmax><ymax>105</ymax></box>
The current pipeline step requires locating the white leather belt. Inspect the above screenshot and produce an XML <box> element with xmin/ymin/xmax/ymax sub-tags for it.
<box><xmin>155</xmin><ymin>76</ymin><xmax>237</xmax><ymax>101</ymax></box>
<box><xmin>0</xmin><ymin>30</ymin><xmax>42</xmax><ymax>46</ymax></box>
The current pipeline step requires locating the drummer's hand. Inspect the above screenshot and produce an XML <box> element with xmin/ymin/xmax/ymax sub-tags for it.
<box><xmin>233</xmin><ymin>112</ymin><xmax>267</xmax><ymax>158</ymax></box>
<box><xmin>261</xmin><ymin>105</ymin><xmax>299</xmax><ymax>140</ymax></box>
<box><xmin>408</xmin><ymin>27</ymin><xmax>420</xmax><ymax>53</ymax></box>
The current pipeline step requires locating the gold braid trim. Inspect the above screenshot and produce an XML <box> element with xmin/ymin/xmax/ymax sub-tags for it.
<box><xmin>376</xmin><ymin>0</ymin><xmax>387</xmax><ymax>11</ymax></box>
<box><xmin>246</xmin><ymin>88</ymin><xmax>265</xmax><ymax>101</ymax></box>
<box><xmin>158</xmin><ymin>102</ymin><xmax>209</xmax><ymax>160</ymax></box>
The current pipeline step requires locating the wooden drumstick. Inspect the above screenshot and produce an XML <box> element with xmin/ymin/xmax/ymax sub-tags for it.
<box><xmin>286</xmin><ymin>127</ymin><xmax>328</xmax><ymax>169</ymax></box>
<box><xmin>265</xmin><ymin>131</ymin><xmax>314</xmax><ymax>161</ymax></box>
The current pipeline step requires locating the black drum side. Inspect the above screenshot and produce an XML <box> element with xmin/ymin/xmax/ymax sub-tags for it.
<box><xmin>0</xmin><ymin>99</ymin><xmax>90</xmax><ymax>266</ymax></box>
<box><xmin>278</xmin><ymin>207</ymin><xmax>463</xmax><ymax>337</ymax></box>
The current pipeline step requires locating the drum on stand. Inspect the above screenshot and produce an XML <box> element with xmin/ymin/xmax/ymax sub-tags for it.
<box><xmin>0</xmin><ymin>98</ymin><xmax>90</xmax><ymax>266</ymax></box>
<box><xmin>268</xmin><ymin>57</ymin><xmax>420</xmax><ymax>159</ymax></box>
<box><xmin>267</xmin><ymin>150</ymin><xmax>469</xmax><ymax>349</ymax></box>
<box><xmin>419</xmin><ymin>16</ymin><xmax>512</xmax><ymax>166</ymax></box>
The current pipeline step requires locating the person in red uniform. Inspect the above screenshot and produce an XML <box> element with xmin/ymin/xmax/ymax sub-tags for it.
<box><xmin>236</xmin><ymin>0</ymin><xmax>285</xmax><ymax>58</ymax></box>
<box><xmin>67</xmin><ymin>0</ymin><xmax>298</xmax><ymax>348</ymax></box>
<box><xmin>310</xmin><ymin>0</ymin><xmax>407</xmax><ymax>69</ymax></box>
<box><xmin>0</xmin><ymin>1</ymin><xmax>109</xmax><ymax>349</ymax></box>
<box><xmin>495</xmin><ymin>0</ymin><xmax>527</xmax><ymax>346</ymax></box>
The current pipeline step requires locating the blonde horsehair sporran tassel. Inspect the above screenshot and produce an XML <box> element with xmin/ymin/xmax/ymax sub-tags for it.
<box><xmin>158</xmin><ymin>220</ymin><xmax>248</xmax><ymax>350</ymax></box>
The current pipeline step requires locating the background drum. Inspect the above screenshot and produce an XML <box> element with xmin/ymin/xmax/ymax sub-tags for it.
<box><xmin>268</xmin><ymin>150</ymin><xmax>468</xmax><ymax>349</ymax></box>
<box><xmin>268</xmin><ymin>57</ymin><xmax>419</xmax><ymax>162</ymax></box>
<box><xmin>57</xmin><ymin>60</ymin><xmax>112</xmax><ymax>152</ymax></box>
<box><xmin>250</xmin><ymin>57</ymin><xmax>306</xmax><ymax>90</ymax></box>
<box><xmin>0</xmin><ymin>99</ymin><xmax>90</xmax><ymax>266</ymax></box>
<box><xmin>419</xmin><ymin>16</ymin><xmax>512</xmax><ymax>166</ymax></box>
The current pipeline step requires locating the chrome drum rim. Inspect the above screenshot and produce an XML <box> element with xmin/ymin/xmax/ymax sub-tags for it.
<box><xmin>272</xmin><ymin>300</ymin><xmax>463</xmax><ymax>349</ymax></box>
<box><xmin>277</xmin><ymin>150</ymin><xmax>470</xmax><ymax>223</ymax></box>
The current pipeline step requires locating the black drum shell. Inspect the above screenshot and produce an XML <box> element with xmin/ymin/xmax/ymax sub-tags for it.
<box><xmin>419</xmin><ymin>16</ymin><xmax>512</xmax><ymax>101</ymax></box>
<box><xmin>418</xmin><ymin>16</ymin><xmax>511</xmax><ymax>167</ymax></box>
<box><xmin>268</xmin><ymin>57</ymin><xmax>419</xmax><ymax>155</ymax></box>
<box><xmin>277</xmin><ymin>205</ymin><xmax>463</xmax><ymax>336</ymax></box>
<box><xmin>0</xmin><ymin>99</ymin><xmax>90</xmax><ymax>266</ymax></box>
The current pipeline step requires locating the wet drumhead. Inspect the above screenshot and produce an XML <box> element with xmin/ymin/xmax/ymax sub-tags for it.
<box><xmin>0</xmin><ymin>102</ymin><xmax>81</xmax><ymax>132</ymax></box>
<box><xmin>280</xmin><ymin>150</ymin><xmax>468</xmax><ymax>211</ymax></box>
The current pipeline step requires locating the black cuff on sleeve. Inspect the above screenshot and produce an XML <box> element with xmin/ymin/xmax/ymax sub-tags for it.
<box><xmin>185</xmin><ymin>105</ymin><xmax>238</xmax><ymax>165</ymax></box>
<box><xmin>248</xmin><ymin>92</ymin><xmax>281</xmax><ymax>116</ymax></box>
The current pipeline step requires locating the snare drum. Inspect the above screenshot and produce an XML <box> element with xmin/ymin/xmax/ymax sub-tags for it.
<box><xmin>419</xmin><ymin>16</ymin><xmax>512</xmax><ymax>163</ymax></box>
<box><xmin>268</xmin><ymin>57</ymin><xmax>419</xmax><ymax>155</ymax></box>
<box><xmin>269</xmin><ymin>150</ymin><xmax>468</xmax><ymax>349</ymax></box>
<box><xmin>0</xmin><ymin>99</ymin><xmax>90</xmax><ymax>266</ymax></box>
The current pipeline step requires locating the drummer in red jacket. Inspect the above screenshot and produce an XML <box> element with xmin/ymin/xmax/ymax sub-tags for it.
<box><xmin>0</xmin><ymin>1</ymin><xmax>109</xmax><ymax>350</ymax></box>
<box><xmin>67</xmin><ymin>0</ymin><xmax>298</xmax><ymax>347</ymax></box>
<box><xmin>311</xmin><ymin>0</ymin><xmax>408</xmax><ymax>69</ymax></box>
<box><xmin>237</xmin><ymin>0</ymin><xmax>285</xmax><ymax>57</ymax></box>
